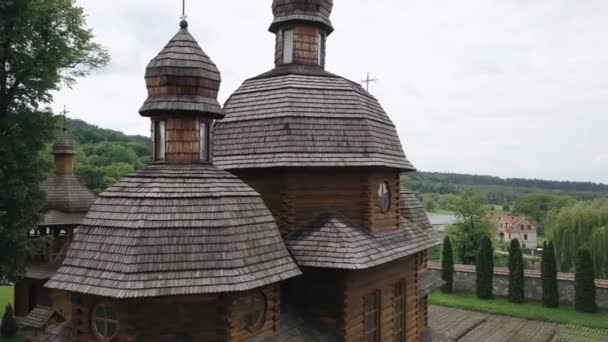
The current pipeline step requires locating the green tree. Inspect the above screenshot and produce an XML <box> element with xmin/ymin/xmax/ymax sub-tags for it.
<box><xmin>0</xmin><ymin>0</ymin><xmax>108</xmax><ymax>280</ymax></box>
<box><xmin>476</xmin><ymin>235</ymin><xmax>494</xmax><ymax>300</ymax></box>
<box><xmin>514</xmin><ymin>194</ymin><xmax>575</xmax><ymax>235</ymax></box>
<box><xmin>574</xmin><ymin>249</ymin><xmax>597</xmax><ymax>313</ymax></box>
<box><xmin>441</xmin><ymin>236</ymin><xmax>454</xmax><ymax>293</ymax></box>
<box><xmin>448</xmin><ymin>190</ymin><xmax>493</xmax><ymax>265</ymax></box>
<box><xmin>549</xmin><ymin>200</ymin><xmax>608</xmax><ymax>278</ymax></box>
<box><xmin>508</xmin><ymin>239</ymin><xmax>525</xmax><ymax>303</ymax></box>
<box><xmin>0</xmin><ymin>304</ymin><xmax>18</xmax><ymax>338</ymax></box>
<box><xmin>542</xmin><ymin>240</ymin><xmax>559</xmax><ymax>307</ymax></box>
<box><xmin>424</xmin><ymin>198</ymin><xmax>436</xmax><ymax>212</ymax></box>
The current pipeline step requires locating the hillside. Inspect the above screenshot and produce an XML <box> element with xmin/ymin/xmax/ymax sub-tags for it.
<box><xmin>404</xmin><ymin>172</ymin><xmax>608</xmax><ymax>204</ymax></box>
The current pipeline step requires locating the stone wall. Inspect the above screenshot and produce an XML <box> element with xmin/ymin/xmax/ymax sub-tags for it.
<box><xmin>428</xmin><ymin>262</ymin><xmax>608</xmax><ymax>308</ymax></box>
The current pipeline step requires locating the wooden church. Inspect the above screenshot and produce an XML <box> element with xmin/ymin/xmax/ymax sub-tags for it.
<box><xmin>17</xmin><ymin>1</ymin><xmax>442</xmax><ymax>341</ymax></box>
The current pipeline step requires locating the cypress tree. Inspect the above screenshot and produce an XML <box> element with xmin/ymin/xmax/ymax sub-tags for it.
<box><xmin>441</xmin><ymin>235</ymin><xmax>454</xmax><ymax>293</ymax></box>
<box><xmin>574</xmin><ymin>249</ymin><xmax>598</xmax><ymax>313</ymax></box>
<box><xmin>476</xmin><ymin>235</ymin><xmax>494</xmax><ymax>299</ymax></box>
<box><xmin>508</xmin><ymin>239</ymin><xmax>525</xmax><ymax>303</ymax></box>
<box><xmin>542</xmin><ymin>241</ymin><xmax>559</xmax><ymax>307</ymax></box>
<box><xmin>1</xmin><ymin>304</ymin><xmax>18</xmax><ymax>338</ymax></box>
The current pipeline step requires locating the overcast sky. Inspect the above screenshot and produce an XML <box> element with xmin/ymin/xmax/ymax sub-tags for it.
<box><xmin>52</xmin><ymin>0</ymin><xmax>608</xmax><ymax>183</ymax></box>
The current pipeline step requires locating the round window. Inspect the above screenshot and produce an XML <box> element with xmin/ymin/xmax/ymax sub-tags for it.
<box><xmin>92</xmin><ymin>302</ymin><xmax>118</xmax><ymax>341</ymax></box>
<box><xmin>242</xmin><ymin>291</ymin><xmax>266</xmax><ymax>332</ymax></box>
<box><xmin>377</xmin><ymin>182</ymin><xmax>390</xmax><ymax>213</ymax></box>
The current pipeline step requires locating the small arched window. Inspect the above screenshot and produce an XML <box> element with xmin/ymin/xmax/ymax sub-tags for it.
<box><xmin>200</xmin><ymin>121</ymin><xmax>210</xmax><ymax>162</ymax></box>
<box><xmin>377</xmin><ymin>182</ymin><xmax>391</xmax><ymax>213</ymax></box>
<box><xmin>92</xmin><ymin>302</ymin><xmax>118</xmax><ymax>341</ymax></box>
<box><xmin>283</xmin><ymin>29</ymin><xmax>294</xmax><ymax>64</ymax></box>
<box><xmin>241</xmin><ymin>291</ymin><xmax>266</xmax><ymax>332</ymax></box>
<box><xmin>153</xmin><ymin>120</ymin><xmax>166</xmax><ymax>161</ymax></box>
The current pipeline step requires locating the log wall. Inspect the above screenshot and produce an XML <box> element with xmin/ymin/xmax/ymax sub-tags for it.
<box><xmin>343</xmin><ymin>256</ymin><xmax>419</xmax><ymax>342</ymax></box>
<box><xmin>53</xmin><ymin>154</ymin><xmax>75</xmax><ymax>174</ymax></box>
<box><xmin>235</xmin><ymin>167</ymin><xmax>401</xmax><ymax>235</ymax></box>
<box><xmin>275</xmin><ymin>24</ymin><xmax>323</xmax><ymax>66</ymax></box>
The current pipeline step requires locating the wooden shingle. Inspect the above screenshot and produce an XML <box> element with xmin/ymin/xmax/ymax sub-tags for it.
<box><xmin>45</xmin><ymin>164</ymin><xmax>301</xmax><ymax>298</ymax></box>
<box><xmin>214</xmin><ymin>66</ymin><xmax>414</xmax><ymax>171</ymax></box>
<box><xmin>269</xmin><ymin>0</ymin><xmax>334</xmax><ymax>34</ymax></box>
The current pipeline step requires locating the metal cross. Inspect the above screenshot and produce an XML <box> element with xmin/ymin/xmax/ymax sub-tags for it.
<box><xmin>361</xmin><ymin>72</ymin><xmax>377</xmax><ymax>92</ymax></box>
<box><xmin>181</xmin><ymin>0</ymin><xmax>187</xmax><ymax>20</ymax></box>
<box><xmin>61</xmin><ymin>105</ymin><xmax>69</xmax><ymax>129</ymax></box>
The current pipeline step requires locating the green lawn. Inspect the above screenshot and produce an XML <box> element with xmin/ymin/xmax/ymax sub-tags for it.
<box><xmin>429</xmin><ymin>292</ymin><xmax>608</xmax><ymax>329</ymax></box>
<box><xmin>0</xmin><ymin>286</ymin><xmax>13</xmax><ymax>311</ymax></box>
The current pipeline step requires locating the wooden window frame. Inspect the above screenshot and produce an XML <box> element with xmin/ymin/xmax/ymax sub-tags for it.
<box><xmin>377</xmin><ymin>181</ymin><xmax>391</xmax><ymax>214</ymax></box>
<box><xmin>283</xmin><ymin>29</ymin><xmax>294</xmax><ymax>64</ymax></box>
<box><xmin>199</xmin><ymin>121</ymin><xmax>211</xmax><ymax>163</ymax></box>
<box><xmin>363</xmin><ymin>290</ymin><xmax>381</xmax><ymax>342</ymax></box>
<box><xmin>318</xmin><ymin>32</ymin><xmax>326</xmax><ymax>66</ymax></box>
<box><xmin>91</xmin><ymin>302</ymin><xmax>118</xmax><ymax>342</ymax></box>
<box><xmin>153</xmin><ymin>120</ymin><xmax>166</xmax><ymax>161</ymax></box>
<box><xmin>393</xmin><ymin>279</ymin><xmax>406</xmax><ymax>342</ymax></box>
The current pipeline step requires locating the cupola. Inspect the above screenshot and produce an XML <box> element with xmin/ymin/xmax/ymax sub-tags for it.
<box><xmin>270</xmin><ymin>0</ymin><xmax>334</xmax><ymax>68</ymax></box>
<box><xmin>51</xmin><ymin>129</ymin><xmax>77</xmax><ymax>175</ymax></box>
<box><xmin>140</xmin><ymin>19</ymin><xmax>223</xmax><ymax>164</ymax></box>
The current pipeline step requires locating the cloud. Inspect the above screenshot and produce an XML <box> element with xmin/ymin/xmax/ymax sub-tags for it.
<box><xmin>53</xmin><ymin>0</ymin><xmax>608</xmax><ymax>183</ymax></box>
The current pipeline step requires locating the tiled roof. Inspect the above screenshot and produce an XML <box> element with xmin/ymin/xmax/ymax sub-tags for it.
<box><xmin>214</xmin><ymin>66</ymin><xmax>414</xmax><ymax>171</ymax></box>
<box><xmin>25</xmin><ymin>263</ymin><xmax>61</xmax><ymax>280</ymax></box>
<box><xmin>42</xmin><ymin>174</ymin><xmax>95</xmax><ymax>226</ymax></box>
<box><xmin>46</xmin><ymin>164</ymin><xmax>301</xmax><ymax>298</ymax></box>
<box><xmin>400</xmin><ymin>188</ymin><xmax>432</xmax><ymax>229</ymax></box>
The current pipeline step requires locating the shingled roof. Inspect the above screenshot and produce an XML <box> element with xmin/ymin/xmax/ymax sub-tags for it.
<box><xmin>418</xmin><ymin>269</ymin><xmax>445</xmax><ymax>298</ymax></box>
<box><xmin>41</xmin><ymin>131</ymin><xmax>95</xmax><ymax>227</ymax></box>
<box><xmin>139</xmin><ymin>20</ymin><xmax>223</xmax><ymax>118</ymax></box>
<box><xmin>46</xmin><ymin>164</ymin><xmax>301</xmax><ymax>298</ymax></box>
<box><xmin>20</xmin><ymin>306</ymin><xmax>64</xmax><ymax>330</ymax></box>
<box><xmin>269</xmin><ymin>0</ymin><xmax>334</xmax><ymax>34</ymax></box>
<box><xmin>214</xmin><ymin>66</ymin><xmax>414</xmax><ymax>171</ymax></box>
<box><xmin>400</xmin><ymin>187</ymin><xmax>432</xmax><ymax>230</ymax></box>
<box><xmin>284</xmin><ymin>212</ymin><xmax>440</xmax><ymax>270</ymax></box>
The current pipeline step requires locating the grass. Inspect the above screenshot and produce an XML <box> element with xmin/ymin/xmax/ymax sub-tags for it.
<box><xmin>429</xmin><ymin>291</ymin><xmax>608</xmax><ymax>329</ymax></box>
<box><xmin>0</xmin><ymin>286</ymin><xmax>13</xmax><ymax>311</ymax></box>
<box><xmin>0</xmin><ymin>337</ymin><xmax>25</xmax><ymax>342</ymax></box>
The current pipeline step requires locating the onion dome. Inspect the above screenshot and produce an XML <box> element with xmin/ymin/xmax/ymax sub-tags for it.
<box><xmin>42</xmin><ymin>130</ymin><xmax>95</xmax><ymax>226</ymax></box>
<box><xmin>270</xmin><ymin>0</ymin><xmax>334</xmax><ymax>34</ymax></box>
<box><xmin>51</xmin><ymin>129</ymin><xmax>77</xmax><ymax>155</ymax></box>
<box><xmin>139</xmin><ymin>20</ymin><xmax>223</xmax><ymax>118</ymax></box>
<box><xmin>46</xmin><ymin>165</ymin><xmax>301</xmax><ymax>298</ymax></box>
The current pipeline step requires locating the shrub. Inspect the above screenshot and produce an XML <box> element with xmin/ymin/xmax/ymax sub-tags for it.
<box><xmin>508</xmin><ymin>239</ymin><xmax>525</xmax><ymax>303</ymax></box>
<box><xmin>1</xmin><ymin>304</ymin><xmax>18</xmax><ymax>338</ymax></box>
<box><xmin>574</xmin><ymin>249</ymin><xmax>598</xmax><ymax>313</ymax></box>
<box><xmin>441</xmin><ymin>236</ymin><xmax>454</xmax><ymax>293</ymax></box>
<box><xmin>542</xmin><ymin>240</ymin><xmax>559</xmax><ymax>307</ymax></box>
<box><xmin>476</xmin><ymin>235</ymin><xmax>494</xmax><ymax>299</ymax></box>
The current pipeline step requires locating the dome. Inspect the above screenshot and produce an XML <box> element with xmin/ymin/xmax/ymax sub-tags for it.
<box><xmin>270</xmin><ymin>0</ymin><xmax>334</xmax><ymax>34</ymax></box>
<box><xmin>46</xmin><ymin>164</ymin><xmax>301</xmax><ymax>298</ymax></box>
<box><xmin>51</xmin><ymin>129</ymin><xmax>77</xmax><ymax>155</ymax></box>
<box><xmin>213</xmin><ymin>66</ymin><xmax>414</xmax><ymax>171</ymax></box>
<box><xmin>42</xmin><ymin>174</ymin><xmax>96</xmax><ymax>226</ymax></box>
<box><xmin>139</xmin><ymin>21</ymin><xmax>224</xmax><ymax>118</ymax></box>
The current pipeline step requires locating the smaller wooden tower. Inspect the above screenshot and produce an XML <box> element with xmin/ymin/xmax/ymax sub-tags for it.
<box><xmin>14</xmin><ymin>129</ymin><xmax>95</xmax><ymax>320</ymax></box>
<box><xmin>45</xmin><ymin>17</ymin><xmax>300</xmax><ymax>342</ymax></box>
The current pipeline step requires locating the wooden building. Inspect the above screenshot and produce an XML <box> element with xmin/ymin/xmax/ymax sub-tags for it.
<box><xmin>29</xmin><ymin>1</ymin><xmax>441</xmax><ymax>341</ymax></box>
<box><xmin>14</xmin><ymin>129</ymin><xmax>96</xmax><ymax>320</ymax></box>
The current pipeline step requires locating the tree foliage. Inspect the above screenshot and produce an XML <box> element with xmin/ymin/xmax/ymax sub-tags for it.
<box><xmin>574</xmin><ymin>249</ymin><xmax>597</xmax><ymax>313</ymax></box>
<box><xmin>448</xmin><ymin>190</ymin><xmax>493</xmax><ymax>265</ymax></box>
<box><xmin>508</xmin><ymin>239</ymin><xmax>525</xmax><ymax>303</ymax></box>
<box><xmin>514</xmin><ymin>193</ymin><xmax>575</xmax><ymax>234</ymax></box>
<box><xmin>476</xmin><ymin>235</ymin><xmax>494</xmax><ymax>300</ymax></box>
<box><xmin>441</xmin><ymin>235</ymin><xmax>454</xmax><ymax>293</ymax></box>
<box><xmin>542</xmin><ymin>240</ymin><xmax>559</xmax><ymax>307</ymax></box>
<box><xmin>0</xmin><ymin>0</ymin><xmax>108</xmax><ymax>280</ymax></box>
<box><xmin>549</xmin><ymin>200</ymin><xmax>608</xmax><ymax>278</ymax></box>
<box><xmin>1</xmin><ymin>304</ymin><xmax>18</xmax><ymax>338</ymax></box>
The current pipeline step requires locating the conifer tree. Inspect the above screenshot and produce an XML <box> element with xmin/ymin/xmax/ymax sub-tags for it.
<box><xmin>542</xmin><ymin>241</ymin><xmax>559</xmax><ymax>307</ymax></box>
<box><xmin>476</xmin><ymin>235</ymin><xmax>494</xmax><ymax>299</ymax></box>
<box><xmin>441</xmin><ymin>236</ymin><xmax>454</xmax><ymax>293</ymax></box>
<box><xmin>508</xmin><ymin>239</ymin><xmax>525</xmax><ymax>303</ymax></box>
<box><xmin>574</xmin><ymin>249</ymin><xmax>597</xmax><ymax>313</ymax></box>
<box><xmin>1</xmin><ymin>304</ymin><xmax>18</xmax><ymax>338</ymax></box>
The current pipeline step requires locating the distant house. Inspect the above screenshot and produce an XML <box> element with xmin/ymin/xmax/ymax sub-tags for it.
<box><xmin>427</xmin><ymin>213</ymin><xmax>460</xmax><ymax>232</ymax></box>
<box><xmin>494</xmin><ymin>214</ymin><xmax>538</xmax><ymax>250</ymax></box>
